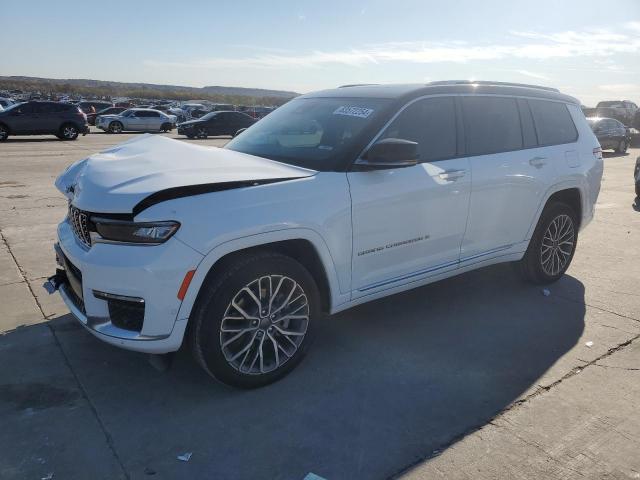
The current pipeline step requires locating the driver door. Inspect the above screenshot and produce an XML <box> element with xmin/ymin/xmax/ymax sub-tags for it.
<box><xmin>347</xmin><ymin>96</ymin><xmax>470</xmax><ymax>296</ymax></box>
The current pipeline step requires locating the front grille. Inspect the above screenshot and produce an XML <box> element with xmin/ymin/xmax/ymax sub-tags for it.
<box><xmin>68</xmin><ymin>205</ymin><xmax>92</xmax><ymax>248</ymax></box>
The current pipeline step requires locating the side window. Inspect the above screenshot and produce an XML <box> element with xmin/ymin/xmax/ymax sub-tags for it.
<box><xmin>528</xmin><ymin>99</ymin><xmax>578</xmax><ymax>146</ymax></box>
<box><xmin>462</xmin><ymin>96</ymin><xmax>522</xmax><ymax>155</ymax></box>
<box><xmin>517</xmin><ymin>98</ymin><xmax>537</xmax><ymax>148</ymax></box>
<box><xmin>380</xmin><ymin>96</ymin><xmax>456</xmax><ymax>162</ymax></box>
<box><xmin>147</xmin><ymin>111</ymin><xmax>160</xmax><ymax>117</ymax></box>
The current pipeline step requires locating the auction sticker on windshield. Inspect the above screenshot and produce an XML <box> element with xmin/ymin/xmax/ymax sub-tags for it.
<box><xmin>333</xmin><ymin>106</ymin><xmax>374</xmax><ymax>118</ymax></box>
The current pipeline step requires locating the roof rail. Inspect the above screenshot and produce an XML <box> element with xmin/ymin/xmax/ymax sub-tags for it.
<box><xmin>338</xmin><ymin>83</ymin><xmax>380</xmax><ymax>88</ymax></box>
<box><xmin>427</xmin><ymin>80</ymin><xmax>559</xmax><ymax>93</ymax></box>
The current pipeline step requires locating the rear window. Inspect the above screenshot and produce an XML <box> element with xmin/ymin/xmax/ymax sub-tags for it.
<box><xmin>462</xmin><ymin>96</ymin><xmax>523</xmax><ymax>155</ymax></box>
<box><xmin>528</xmin><ymin>99</ymin><xmax>578</xmax><ymax>146</ymax></box>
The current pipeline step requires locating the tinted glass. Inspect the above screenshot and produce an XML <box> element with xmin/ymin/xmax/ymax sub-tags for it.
<box><xmin>528</xmin><ymin>100</ymin><xmax>578</xmax><ymax>145</ymax></box>
<box><xmin>225</xmin><ymin>97</ymin><xmax>392</xmax><ymax>171</ymax></box>
<box><xmin>147</xmin><ymin>111</ymin><xmax>160</xmax><ymax>117</ymax></box>
<box><xmin>462</xmin><ymin>96</ymin><xmax>522</xmax><ymax>155</ymax></box>
<box><xmin>33</xmin><ymin>103</ymin><xmax>55</xmax><ymax>113</ymax></box>
<box><xmin>379</xmin><ymin>97</ymin><xmax>456</xmax><ymax>162</ymax></box>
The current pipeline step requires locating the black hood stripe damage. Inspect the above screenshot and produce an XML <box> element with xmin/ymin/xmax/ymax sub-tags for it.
<box><xmin>132</xmin><ymin>177</ymin><xmax>307</xmax><ymax>216</ymax></box>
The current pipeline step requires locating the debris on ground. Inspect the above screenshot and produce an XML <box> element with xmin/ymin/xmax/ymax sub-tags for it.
<box><xmin>585</xmin><ymin>341</ymin><xmax>594</xmax><ymax>347</ymax></box>
<box><xmin>177</xmin><ymin>452</ymin><xmax>192</xmax><ymax>462</ymax></box>
<box><xmin>542</xmin><ymin>288</ymin><xmax>551</xmax><ymax>296</ymax></box>
<box><xmin>41</xmin><ymin>474</ymin><xmax>54</xmax><ymax>480</ymax></box>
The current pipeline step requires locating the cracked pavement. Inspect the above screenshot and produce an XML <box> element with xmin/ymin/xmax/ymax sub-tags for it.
<box><xmin>0</xmin><ymin>131</ymin><xmax>638</xmax><ymax>480</ymax></box>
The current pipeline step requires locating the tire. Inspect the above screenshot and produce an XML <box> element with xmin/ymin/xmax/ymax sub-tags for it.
<box><xmin>516</xmin><ymin>201</ymin><xmax>579</xmax><ymax>284</ymax></box>
<box><xmin>189</xmin><ymin>251</ymin><xmax>319</xmax><ymax>388</ymax></box>
<box><xmin>186</xmin><ymin>134</ymin><xmax>195</xmax><ymax>139</ymax></box>
<box><xmin>160</xmin><ymin>123</ymin><xmax>171</xmax><ymax>132</ymax></box>
<box><xmin>108</xmin><ymin>121</ymin><xmax>123</xmax><ymax>134</ymax></box>
<box><xmin>196</xmin><ymin>126</ymin><xmax>208</xmax><ymax>139</ymax></box>
<box><xmin>58</xmin><ymin>123</ymin><xmax>79</xmax><ymax>140</ymax></box>
<box><xmin>616</xmin><ymin>139</ymin><xmax>628</xmax><ymax>154</ymax></box>
<box><xmin>0</xmin><ymin>124</ymin><xmax>9</xmax><ymax>141</ymax></box>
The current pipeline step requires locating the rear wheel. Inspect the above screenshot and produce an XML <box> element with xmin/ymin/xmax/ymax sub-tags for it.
<box><xmin>189</xmin><ymin>251</ymin><xmax>319</xmax><ymax>388</ymax></box>
<box><xmin>160</xmin><ymin>122</ymin><xmax>171</xmax><ymax>132</ymax></box>
<box><xmin>516</xmin><ymin>202</ymin><xmax>578</xmax><ymax>284</ymax></box>
<box><xmin>58</xmin><ymin>124</ymin><xmax>79</xmax><ymax>140</ymax></box>
<box><xmin>0</xmin><ymin>124</ymin><xmax>8</xmax><ymax>141</ymax></box>
<box><xmin>616</xmin><ymin>139</ymin><xmax>628</xmax><ymax>154</ymax></box>
<box><xmin>108</xmin><ymin>121</ymin><xmax>123</xmax><ymax>134</ymax></box>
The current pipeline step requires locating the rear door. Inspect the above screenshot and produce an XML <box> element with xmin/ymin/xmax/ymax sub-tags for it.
<box><xmin>126</xmin><ymin>110</ymin><xmax>146</xmax><ymax>130</ymax></box>
<box><xmin>145</xmin><ymin>111</ymin><xmax>163</xmax><ymax>130</ymax></box>
<box><xmin>459</xmin><ymin>96</ymin><xmax>564</xmax><ymax>261</ymax></box>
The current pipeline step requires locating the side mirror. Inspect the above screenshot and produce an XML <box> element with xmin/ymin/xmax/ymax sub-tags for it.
<box><xmin>358</xmin><ymin>138</ymin><xmax>419</xmax><ymax>169</ymax></box>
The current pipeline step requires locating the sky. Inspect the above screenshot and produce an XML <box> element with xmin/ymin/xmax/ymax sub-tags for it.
<box><xmin>2</xmin><ymin>0</ymin><xmax>640</xmax><ymax>105</ymax></box>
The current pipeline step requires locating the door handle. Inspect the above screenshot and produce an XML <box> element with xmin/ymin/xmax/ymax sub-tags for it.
<box><xmin>438</xmin><ymin>169</ymin><xmax>466</xmax><ymax>181</ymax></box>
<box><xmin>529</xmin><ymin>156</ymin><xmax>547</xmax><ymax>168</ymax></box>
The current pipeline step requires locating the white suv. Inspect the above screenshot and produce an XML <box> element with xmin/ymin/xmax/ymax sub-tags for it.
<box><xmin>48</xmin><ymin>81</ymin><xmax>603</xmax><ymax>388</ymax></box>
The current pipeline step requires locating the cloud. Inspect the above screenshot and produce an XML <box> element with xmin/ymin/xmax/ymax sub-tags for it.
<box><xmin>516</xmin><ymin>70</ymin><xmax>549</xmax><ymax>80</ymax></box>
<box><xmin>598</xmin><ymin>83</ymin><xmax>640</xmax><ymax>93</ymax></box>
<box><xmin>145</xmin><ymin>24</ymin><xmax>640</xmax><ymax>70</ymax></box>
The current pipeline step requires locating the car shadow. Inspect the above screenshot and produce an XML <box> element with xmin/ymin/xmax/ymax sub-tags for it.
<box><xmin>603</xmin><ymin>151</ymin><xmax>630</xmax><ymax>158</ymax></box>
<box><xmin>1</xmin><ymin>264</ymin><xmax>585</xmax><ymax>479</ymax></box>
<box><xmin>2</xmin><ymin>137</ymin><xmax>68</xmax><ymax>143</ymax></box>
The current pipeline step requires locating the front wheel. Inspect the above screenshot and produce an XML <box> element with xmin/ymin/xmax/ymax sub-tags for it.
<box><xmin>516</xmin><ymin>202</ymin><xmax>578</xmax><ymax>284</ymax></box>
<box><xmin>108</xmin><ymin>121</ymin><xmax>123</xmax><ymax>134</ymax></box>
<box><xmin>58</xmin><ymin>124</ymin><xmax>79</xmax><ymax>140</ymax></box>
<box><xmin>196</xmin><ymin>126</ymin><xmax>208</xmax><ymax>139</ymax></box>
<box><xmin>0</xmin><ymin>124</ymin><xmax>8</xmax><ymax>141</ymax></box>
<box><xmin>189</xmin><ymin>251</ymin><xmax>319</xmax><ymax>388</ymax></box>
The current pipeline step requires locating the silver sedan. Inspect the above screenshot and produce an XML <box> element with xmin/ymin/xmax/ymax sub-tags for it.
<box><xmin>96</xmin><ymin>108</ymin><xmax>177</xmax><ymax>133</ymax></box>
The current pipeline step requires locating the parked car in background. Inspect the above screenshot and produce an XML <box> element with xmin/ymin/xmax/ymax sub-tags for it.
<box><xmin>177</xmin><ymin>111</ymin><xmax>256</xmax><ymax>138</ymax></box>
<box><xmin>49</xmin><ymin>81</ymin><xmax>603</xmax><ymax>388</ymax></box>
<box><xmin>587</xmin><ymin>117</ymin><xmax>630</xmax><ymax>153</ymax></box>
<box><xmin>0</xmin><ymin>101</ymin><xmax>89</xmax><ymax>141</ymax></box>
<box><xmin>87</xmin><ymin>106</ymin><xmax>127</xmax><ymax>126</ymax></box>
<box><xmin>0</xmin><ymin>97</ymin><xmax>15</xmax><ymax>109</ymax></box>
<box><xmin>635</xmin><ymin>156</ymin><xmax>640</xmax><ymax>197</ymax></box>
<box><xmin>239</xmin><ymin>105</ymin><xmax>275</xmax><ymax>119</ymax></box>
<box><xmin>77</xmin><ymin>101</ymin><xmax>113</xmax><ymax>114</ymax></box>
<box><xmin>96</xmin><ymin>108</ymin><xmax>177</xmax><ymax>133</ymax></box>
<box><xmin>583</xmin><ymin>100</ymin><xmax>638</xmax><ymax>126</ymax></box>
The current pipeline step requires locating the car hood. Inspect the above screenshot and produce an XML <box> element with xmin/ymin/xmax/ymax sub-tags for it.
<box><xmin>55</xmin><ymin>134</ymin><xmax>316</xmax><ymax>215</ymax></box>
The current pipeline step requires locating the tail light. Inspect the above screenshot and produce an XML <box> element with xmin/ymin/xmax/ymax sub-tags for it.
<box><xmin>593</xmin><ymin>147</ymin><xmax>602</xmax><ymax>160</ymax></box>
<box><xmin>76</xmin><ymin>107</ymin><xmax>87</xmax><ymax>120</ymax></box>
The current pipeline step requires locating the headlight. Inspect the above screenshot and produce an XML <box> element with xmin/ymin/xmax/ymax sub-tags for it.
<box><xmin>92</xmin><ymin>219</ymin><xmax>180</xmax><ymax>244</ymax></box>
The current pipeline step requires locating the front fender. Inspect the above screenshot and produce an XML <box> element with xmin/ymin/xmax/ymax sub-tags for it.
<box><xmin>175</xmin><ymin>227</ymin><xmax>350</xmax><ymax>322</ymax></box>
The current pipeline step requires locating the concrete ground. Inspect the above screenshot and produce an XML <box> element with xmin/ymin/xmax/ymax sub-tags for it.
<box><xmin>0</xmin><ymin>129</ymin><xmax>638</xmax><ymax>480</ymax></box>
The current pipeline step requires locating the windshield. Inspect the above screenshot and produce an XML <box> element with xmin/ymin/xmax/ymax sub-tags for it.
<box><xmin>225</xmin><ymin>97</ymin><xmax>392</xmax><ymax>170</ymax></box>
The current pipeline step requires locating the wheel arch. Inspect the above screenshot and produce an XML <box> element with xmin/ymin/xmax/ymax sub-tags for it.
<box><xmin>177</xmin><ymin>229</ymin><xmax>345</xmax><ymax>323</ymax></box>
<box><xmin>526</xmin><ymin>183</ymin><xmax>584</xmax><ymax>240</ymax></box>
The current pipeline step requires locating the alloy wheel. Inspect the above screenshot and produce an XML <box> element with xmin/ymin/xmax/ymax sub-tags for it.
<box><xmin>63</xmin><ymin>126</ymin><xmax>77</xmax><ymax>139</ymax></box>
<box><xmin>219</xmin><ymin>275</ymin><xmax>309</xmax><ymax>375</ymax></box>
<box><xmin>540</xmin><ymin>214</ymin><xmax>575</xmax><ymax>276</ymax></box>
